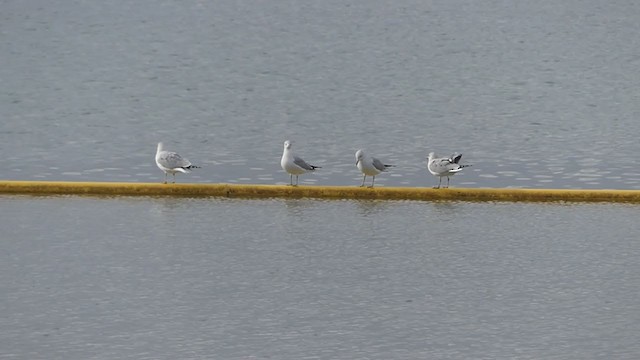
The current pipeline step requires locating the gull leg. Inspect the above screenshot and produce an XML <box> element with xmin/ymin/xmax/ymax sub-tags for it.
<box><xmin>360</xmin><ymin>175</ymin><xmax>366</xmax><ymax>187</ymax></box>
<box><xmin>434</xmin><ymin>177</ymin><xmax>442</xmax><ymax>189</ymax></box>
<box><xmin>172</xmin><ymin>173</ymin><xmax>176</xmax><ymax>184</ymax></box>
<box><xmin>369</xmin><ymin>176</ymin><xmax>375</xmax><ymax>188</ymax></box>
<box><xmin>446</xmin><ymin>176</ymin><xmax>450</xmax><ymax>188</ymax></box>
<box><xmin>295</xmin><ymin>175</ymin><xmax>299</xmax><ymax>186</ymax></box>
<box><xmin>289</xmin><ymin>174</ymin><xmax>293</xmax><ymax>186</ymax></box>
<box><xmin>163</xmin><ymin>173</ymin><xmax>167</xmax><ymax>184</ymax></box>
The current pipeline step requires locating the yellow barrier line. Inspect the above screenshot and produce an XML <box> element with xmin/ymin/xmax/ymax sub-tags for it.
<box><xmin>1</xmin><ymin>180</ymin><xmax>640</xmax><ymax>203</ymax></box>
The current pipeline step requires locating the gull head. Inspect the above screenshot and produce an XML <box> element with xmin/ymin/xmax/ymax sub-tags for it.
<box><xmin>427</xmin><ymin>152</ymin><xmax>435</xmax><ymax>160</ymax></box>
<box><xmin>283</xmin><ymin>140</ymin><xmax>293</xmax><ymax>150</ymax></box>
<box><xmin>355</xmin><ymin>149</ymin><xmax>365</xmax><ymax>165</ymax></box>
<box><xmin>157</xmin><ymin>142</ymin><xmax>164</xmax><ymax>152</ymax></box>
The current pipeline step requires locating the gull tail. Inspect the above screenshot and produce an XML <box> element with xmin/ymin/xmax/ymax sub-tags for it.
<box><xmin>449</xmin><ymin>164</ymin><xmax>471</xmax><ymax>173</ymax></box>
<box><xmin>180</xmin><ymin>165</ymin><xmax>201</xmax><ymax>172</ymax></box>
<box><xmin>384</xmin><ymin>164</ymin><xmax>394</xmax><ymax>168</ymax></box>
<box><xmin>310</xmin><ymin>165</ymin><xmax>321</xmax><ymax>170</ymax></box>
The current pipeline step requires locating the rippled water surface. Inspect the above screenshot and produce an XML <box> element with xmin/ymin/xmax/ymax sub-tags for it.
<box><xmin>3</xmin><ymin>1</ymin><xmax>640</xmax><ymax>359</ymax></box>
<box><xmin>2</xmin><ymin>196</ymin><xmax>640</xmax><ymax>359</ymax></box>
<box><xmin>2</xmin><ymin>0</ymin><xmax>640</xmax><ymax>188</ymax></box>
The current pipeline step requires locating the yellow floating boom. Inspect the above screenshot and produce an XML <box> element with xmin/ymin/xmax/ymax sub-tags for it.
<box><xmin>1</xmin><ymin>180</ymin><xmax>640</xmax><ymax>203</ymax></box>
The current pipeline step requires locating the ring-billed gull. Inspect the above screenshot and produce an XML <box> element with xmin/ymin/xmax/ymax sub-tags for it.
<box><xmin>355</xmin><ymin>149</ymin><xmax>393</xmax><ymax>188</ymax></box>
<box><xmin>280</xmin><ymin>140</ymin><xmax>321</xmax><ymax>186</ymax></box>
<box><xmin>155</xmin><ymin>142</ymin><xmax>200</xmax><ymax>184</ymax></box>
<box><xmin>427</xmin><ymin>152</ymin><xmax>471</xmax><ymax>189</ymax></box>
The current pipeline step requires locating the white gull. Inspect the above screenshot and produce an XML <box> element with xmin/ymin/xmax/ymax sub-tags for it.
<box><xmin>280</xmin><ymin>140</ymin><xmax>321</xmax><ymax>186</ymax></box>
<box><xmin>155</xmin><ymin>142</ymin><xmax>200</xmax><ymax>184</ymax></box>
<box><xmin>427</xmin><ymin>152</ymin><xmax>471</xmax><ymax>189</ymax></box>
<box><xmin>355</xmin><ymin>149</ymin><xmax>393</xmax><ymax>188</ymax></box>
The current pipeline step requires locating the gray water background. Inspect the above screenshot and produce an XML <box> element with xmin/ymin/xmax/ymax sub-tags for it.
<box><xmin>2</xmin><ymin>196</ymin><xmax>640</xmax><ymax>359</ymax></box>
<box><xmin>2</xmin><ymin>0</ymin><xmax>640</xmax><ymax>188</ymax></box>
<box><xmin>2</xmin><ymin>1</ymin><xmax>640</xmax><ymax>359</ymax></box>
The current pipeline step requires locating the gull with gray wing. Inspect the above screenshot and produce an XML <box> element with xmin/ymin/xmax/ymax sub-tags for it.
<box><xmin>427</xmin><ymin>152</ymin><xmax>471</xmax><ymax>189</ymax></box>
<box><xmin>280</xmin><ymin>140</ymin><xmax>321</xmax><ymax>186</ymax></box>
<box><xmin>355</xmin><ymin>149</ymin><xmax>393</xmax><ymax>188</ymax></box>
<box><xmin>155</xmin><ymin>142</ymin><xmax>200</xmax><ymax>184</ymax></box>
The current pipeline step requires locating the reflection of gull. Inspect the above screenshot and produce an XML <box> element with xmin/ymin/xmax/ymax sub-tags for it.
<box><xmin>427</xmin><ymin>152</ymin><xmax>471</xmax><ymax>189</ymax></box>
<box><xmin>355</xmin><ymin>149</ymin><xmax>393</xmax><ymax>187</ymax></box>
<box><xmin>280</xmin><ymin>140</ymin><xmax>321</xmax><ymax>186</ymax></box>
<box><xmin>155</xmin><ymin>142</ymin><xmax>200</xmax><ymax>184</ymax></box>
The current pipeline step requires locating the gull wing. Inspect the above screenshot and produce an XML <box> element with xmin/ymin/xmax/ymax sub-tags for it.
<box><xmin>158</xmin><ymin>151</ymin><xmax>192</xmax><ymax>169</ymax></box>
<box><xmin>372</xmin><ymin>157</ymin><xmax>392</xmax><ymax>172</ymax></box>
<box><xmin>450</xmin><ymin>153</ymin><xmax>463</xmax><ymax>164</ymax></box>
<box><xmin>293</xmin><ymin>156</ymin><xmax>319</xmax><ymax>170</ymax></box>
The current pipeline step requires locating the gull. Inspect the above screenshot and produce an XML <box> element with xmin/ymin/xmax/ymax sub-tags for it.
<box><xmin>155</xmin><ymin>142</ymin><xmax>200</xmax><ymax>184</ymax></box>
<box><xmin>355</xmin><ymin>149</ymin><xmax>393</xmax><ymax>188</ymax></box>
<box><xmin>427</xmin><ymin>152</ymin><xmax>471</xmax><ymax>189</ymax></box>
<box><xmin>280</xmin><ymin>140</ymin><xmax>321</xmax><ymax>186</ymax></box>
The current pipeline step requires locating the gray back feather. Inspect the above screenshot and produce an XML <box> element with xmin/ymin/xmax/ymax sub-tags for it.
<box><xmin>371</xmin><ymin>158</ymin><xmax>388</xmax><ymax>172</ymax></box>
<box><xmin>429</xmin><ymin>158</ymin><xmax>461</xmax><ymax>174</ymax></box>
<box><xmin>158</xmin><ymin>151</ymin><xmax>192</xmax><ymax>169</ymax></box>
<box><xmin>293</xmin><ymin>156</ymin><xmax>316</xmax><ymax>171</ymax></box>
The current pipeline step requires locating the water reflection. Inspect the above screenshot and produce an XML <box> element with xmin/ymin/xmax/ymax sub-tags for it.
<box><xmin>353</xmin><ymin>199</ymin><xmax>393</xmax><ymax>217</ymax></box>
<box><xmin>429</xmin><ymin>201</ymin><xmax>468</xmax><ymax>220</ymax></box>
<box><xmin>281</xmin><ymin>198</ymin><xmax>319</xmax><ymax>217</ymax></box>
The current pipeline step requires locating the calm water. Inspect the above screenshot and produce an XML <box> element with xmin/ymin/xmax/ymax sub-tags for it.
<box><xmin>1</xmin><ymin>195</ymin><xmax>639</xmax><ymax>359</ymax></box>
<box><xmin>2</xmin><ymin>0</ymin><xmax>640</xmax><ymax>188</ymax></box>
<box><xmin>2</xmin><ymin>1</ymin><xmax>640</xmax><ymax>359</ymax></box>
